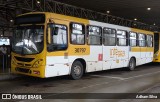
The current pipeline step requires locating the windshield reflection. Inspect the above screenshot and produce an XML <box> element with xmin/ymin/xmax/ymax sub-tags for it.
<box><xmin>12</xmin><ymin>25</ymin><xmax>44</xmax><ymax>55</ymax></box>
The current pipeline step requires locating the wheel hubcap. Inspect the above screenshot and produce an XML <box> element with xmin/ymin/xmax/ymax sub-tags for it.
<box><xmin>73</xmin><ymin>65</ymin><xmax>81</xmax><ymax>76</ymax></box>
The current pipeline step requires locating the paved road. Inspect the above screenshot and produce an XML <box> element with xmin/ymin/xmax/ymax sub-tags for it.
<box><xmin>1</xmin><ymin>63</ymin><xmax>160</xmax><ymax>102</ymax></box>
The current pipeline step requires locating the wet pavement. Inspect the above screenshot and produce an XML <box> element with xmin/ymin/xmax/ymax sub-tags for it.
<box><xmin>0</xmin><ymin>63</ymin><xmax>160</xmax><ymax>102</ymax></box>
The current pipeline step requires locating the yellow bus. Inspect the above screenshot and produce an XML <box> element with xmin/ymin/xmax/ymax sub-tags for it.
<box><xmin>11</xmin><ymin>12</ymin><xmax>154</xmax><ymax>79</ymax></box>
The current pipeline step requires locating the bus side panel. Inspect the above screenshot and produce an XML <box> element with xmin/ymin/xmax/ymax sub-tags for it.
<box><xmin>140</xmin><ymin>47</ymin><xmax>147</xmax><ymax>64</ymax></box>
<box><xmin>89</xmin><ymin>20</ymin><xmax>130</xmax><ymax>69</ymax></box>
<box><xmin>85</xmin><ymin>46</ymin><xmax>103</xmax><ymax>72</ymax></box>
<box><xmin>129</xmin><ymin>47</ymin><xmax>141</xmax><ymax>66</ymax></box>
<box><xmin>103</xmin><ymin>46</ymin><xmax>114</xmax><ymax>70</ymax></box>
<box><xmin>45</xmin><ymin>56</ymin><xmax>70</xmax><ymax>78</ymax></box>
<box><xmin>146</xmin><ymin>47</ymin><xmax>154</xmax><ymax>63</ymax></box>
<box><xmin>116</xmin><ymin>46</ymin><xmax>129</xmax><ymax>68</ymax></box>
<box><xmin>131</xmin><ymin>28</ymin><xmax>154</xmax><ymax>65</ymax></box>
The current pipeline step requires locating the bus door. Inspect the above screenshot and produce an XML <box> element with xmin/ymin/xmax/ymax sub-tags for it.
<box><xmin>86</xmin><ymin>26</ymin><xmax>103</xmax><ymax>72</ymax></box>
<box><xmin>113</xmin><ymin>30</ymin><xmax>129</xmax><ymax>68</ymax></box>
<box><xmin>129</xmin><ymin>32</ymin><xmax>141</xmax><ymax>66</ymax></box>
<box><xmin>46</xmin><ymin>20</ymin><xmax>69</xmax><ymax>77</ymax></box>
<box><xmin>102</xmin><ymin>28</ymin><xmax>116</xmax><ymax>70</ymax></box>
<box><xmin>139</xmin><ymin>34</ymin><xmax>147</xmax><ymax>64</ymax></box>
<box><xmin>146</xmin><ymin>34</ymin><xmax>154</xmax><ymax>63</ymax></box>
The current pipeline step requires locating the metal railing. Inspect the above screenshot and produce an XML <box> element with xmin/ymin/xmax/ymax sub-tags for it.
<box><xmin>0</xmin><ymin>0</ymin><xmax>160</xmax><ymax>31</ymax></box>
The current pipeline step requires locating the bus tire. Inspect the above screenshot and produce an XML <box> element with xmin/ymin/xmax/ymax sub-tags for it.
<box><xmin>70</xmin><ymin>61</ymin><xmax>84</xmax><ymax>80</ymax></box>
<box><xmin>128</xmin><ymin>58</ymin><xmax>136</xmax><ymax>71</ymax></box>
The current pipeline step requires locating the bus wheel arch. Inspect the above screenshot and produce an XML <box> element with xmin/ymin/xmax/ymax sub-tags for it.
<box><xmin>128</xmin><ymin>57</ymin><xmax>136</xmax><ymax>71</ymax></box>
<box><xmin>70</xmin><ymin>58</ymin><xmax>86</xmax><ymax>80</ymax></box>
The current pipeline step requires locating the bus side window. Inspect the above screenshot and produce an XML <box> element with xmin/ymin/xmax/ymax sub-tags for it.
<box><xmin>103</xmin><ymin>28</ymin><xmax>116</xmax><ymax>46</ymax></box>
<box><xmin>129</xmin><ymin>32</ymin><xmax>137</xmax><ymax>46</ymax></box>
<box><xmin>70</xmin><ymin>23</ymin><xmax>85</xmax><ymax>45</ymax></box>
<box><xmin>138</xmin><ymin>33</ymin><xmax>146</xmax><ymax>47</ymax></box>
<box><xmin>87</xmin><ymin>25</ymin><xmax>102</xmax><ymax>45</ymax></box>
<box><xmin>147</xmin><ymin>34</ymin><xmax>153</xmax><ymax>47</ymax></box>
<box><xmin>47</xmin><ymin>23</ymin><xmax>68</xmax><ymax>51</ymax></box>
<box><xmin>117</xmin><ymin>30</ymin><xmax>127</xmax><ymax>46</ymax></box>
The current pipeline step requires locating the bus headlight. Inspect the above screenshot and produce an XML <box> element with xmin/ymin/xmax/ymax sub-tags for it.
<box><xmin>154</xmin><ymin>52</ymin><xmax>159</xmax><ymax>58</ymax></box>
<box><xmin>32</xmin><ymin>59</ymin><xmax>43</xmax><ymax>68</ymax></box>
<box><xmin>154</xmin><ymin>54</ymin><xmax>158</xmax><ymax>57</ymax></box>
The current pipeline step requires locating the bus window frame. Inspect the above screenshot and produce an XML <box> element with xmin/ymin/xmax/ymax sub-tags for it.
<box><xmin>146</xmin><ymin>34</ymin><xmax>153</xmax><ymax>47</ymax></box>
<box><xmin>103</xmin><ymin>27</ymin><xmax>117</xmax><ymax>46</ymax></box>
<box><xmin>87</xmin><ymin>25</ymin><xmax>102</xmax><ymax>46</ymax></box>
<box><xmin>129</xmin><ymin>31</ymin><xmax>138</xmax><ymax>47</ymax></box>
<box><xmin>138</xmin><ymin>33</ymin><xmax>146</xmax><ymax>47</ymax></box>
<box><xmin>70</xmin><ymin>22</ymin><xmax>85</xmax><ymax>45</ymax></box>
<box><xmin>47</xmin><ymin>23</ymin><xmax>68</xmax><ymax>52</ymax></box>
<box><xmin>116</xmin><ymin>29</ymin><xmax>128</xmax><ymax>46</ymax></box>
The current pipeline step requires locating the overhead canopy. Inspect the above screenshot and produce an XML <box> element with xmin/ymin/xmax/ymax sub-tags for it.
<box><xmin>0</xmin><ymin>0</ymin><xmax>160</xmax><ymax>31</ymax></box>
<box><xmin>55</xmin><ymin>0</ymin><xmax>160</xmax><ymax>26</ymax></box>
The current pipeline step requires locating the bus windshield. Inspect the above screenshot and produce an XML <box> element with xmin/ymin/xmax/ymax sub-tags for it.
<box><xmin>12</xmin><ymin>25</ymin><xmax>44</xmax><ymax>55</ymax></box>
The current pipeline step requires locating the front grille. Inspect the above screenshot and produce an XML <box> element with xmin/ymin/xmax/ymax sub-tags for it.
<box><xmin>16</xmin><ymin>68</ymin><xmax>30</xmax><ymax>73</ymax></box>
<box><xmin>17</xmin><ymin>63</ymin><xmax>24</xmax><ymax>66</ymax></box>
<box><xmin>15</xmin><ymin>56</ymin><xmax>34</xmax><ymax>62</ymax></box>
<box><xmin>17</xmin><ymin>63</ymin><xmax>31</xmax><ymax>67</ymax></box>
<box><xmin>25</xmin><ymin>64</ymin><xmax>31</xmax><ymax>67</ymax></box>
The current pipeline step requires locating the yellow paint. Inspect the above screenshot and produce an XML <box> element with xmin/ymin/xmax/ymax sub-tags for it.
<box><xmin>116</xmin><ymin>60</ymin><xmax>119</xmax><ymax>63</ymax></box>
<box><xmin>11</xmin><ymin>51</ymin><xmax>46</xmax><ymax>78</ymax></box>
<box><xmin>131</xmin><ymin>47</ymin><xmax>141</xmax><ymax>52</ymax></box>
<box><xmin>46</xmin><ymin>12</ymin><xmax>90</xmax><ymax>56</ymax></box>
<box><xmin>131</xmin><ymin>47</ymin><xmax>153</xmax><ymax>52</ymax></box>
<box><xmin>146</xmin><ymin>47</ymin><xmax>154</xmax><ymax>52</ymax></box>
<box><xmin>11</xmin><ymin>12</ymin><xmax>90</xmax><ymax>78</ymax></box>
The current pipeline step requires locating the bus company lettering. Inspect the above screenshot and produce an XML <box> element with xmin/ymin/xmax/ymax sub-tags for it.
<box><xmin>110</xmin><ymin>48</ymin><xmax>125</xmax><ymax>57</ymax></box>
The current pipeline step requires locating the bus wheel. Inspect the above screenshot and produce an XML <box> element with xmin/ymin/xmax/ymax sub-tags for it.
<box><xmin>71</xmin><ymin>61</ymin><xmax>84</xmax><ymax>80</ymax></box>
<box><xmin>128</xmin><ymin>58</ymin><xmax>136</xmax><ymax>71</ymax></box>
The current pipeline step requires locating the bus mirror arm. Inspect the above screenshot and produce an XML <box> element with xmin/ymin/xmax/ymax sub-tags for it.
<box><xmin>47</xmin><ymin>27</ymin><xmax>51</xmax><ymax>44</ymax></box>
<box><xmin>47</xmin><ymin>44</ymin><xmax>55</xmax><ymax>52</ymax></box>
<box><xmin>47</xmin><ymin>44</ymin><xmax>53</xmax><ymax>51</ymax></box>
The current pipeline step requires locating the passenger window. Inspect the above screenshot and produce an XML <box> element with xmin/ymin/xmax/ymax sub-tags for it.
<box><xmin>147</xmin><ymin>35</ymin><xmax>153</xmax><ymax>47</ymax></box>
<box><xmin>88</xmin><ymin>25</ymin><xmax>102</xmax><ymax>45</ymax></box>
<box><xmin>47</xmin><ymin>23</ymin><xmax>67</xmax><ymax>51</ymax></box>
<box><xmin>117</xmin><ymin>30</ymin><xmax>127</xmax><ymax>46</ymax></box>
<box><xmin>103</xmin><ymin>28</ymin><xmax>116</xmax><ymax>46</ymax></box>
<box><xmin>70</xmin><ymin>23</ymin><xmax>85</xmax><ymax>45</ymax></box>
<box><xmin>138</xmin><ymin>33</ymin><xmax>146</xmax><ymax>47</ymax></box>
<box><xmin>129</xmin><ymin>32</ymin><xmax>137</xmax><ymax>46</ymax></box>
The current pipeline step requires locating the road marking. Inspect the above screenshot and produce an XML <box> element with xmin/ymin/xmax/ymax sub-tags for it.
<box><xmin>91</xmin><ymin>75</ymin><xmax>125</xmax><ymax>80</ymax></box>
<box><xmin>42</xmin><ymin>82</ymin><xmax>110</xmax><ymax>99</ymax></box>
<box><xmin>62</xmin><ymin>82</ymin><xmax>110</xmax><ymax>93</ymax></box>
<box><xmin>91</xmin><ymin>70</ymin><xmax>160</xmax><ymax>81</ymax></box>
<box><xmin>123</xmin><ymin>70</ymin><xmax>160</xmax><ymax>80</ymax></box>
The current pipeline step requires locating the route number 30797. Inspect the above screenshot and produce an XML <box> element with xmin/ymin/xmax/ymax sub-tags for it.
<box><xmin>75</xmin><ymin>48</ymin><xmax>86</xmax><ymax>53</ymax></box>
